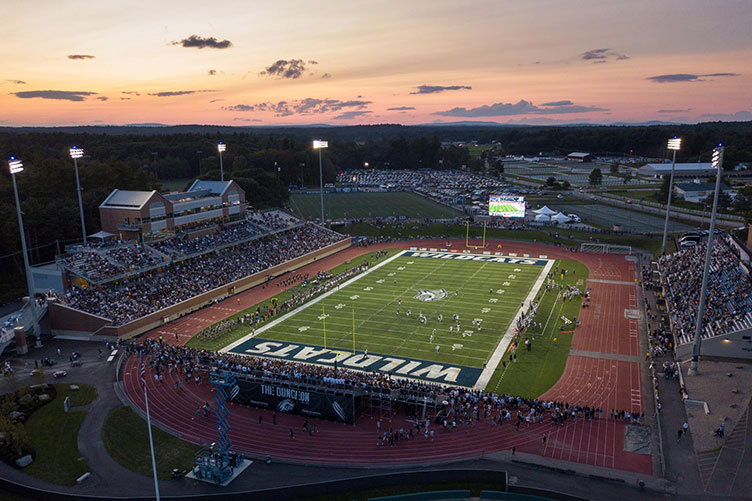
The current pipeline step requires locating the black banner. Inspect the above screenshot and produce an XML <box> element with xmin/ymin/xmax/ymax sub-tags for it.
<box><xmin>234</xmin><ymin>379</ymin><xmax>355</xmax><ymax>424</ymax></box>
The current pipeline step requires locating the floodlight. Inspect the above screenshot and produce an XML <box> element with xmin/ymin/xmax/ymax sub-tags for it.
<box><xmin>217</xmin><ymin>142</ymin><xmax>226</xmax><ymax>153</ymax></box>
<box><xmin>313</xmin><ymin>140</ymin><xmax>328</xmax><ymax>149</ymax></box>
<box><xmin>9</xmin><ymin>157</ymin><xmax>23</xmax><ymax>174</ymax></box>
<box><xmin>667</xmin><ymin>137</ymin><xmax>681</xmax><ymax>151</ymax></box>
<box><xmin>69</xmin><ymin>146</ymin><xmax>84</xmax><ymax>159</ymax></box>
<box><xmin>712</xmin><ymin>146</ymin><xmax>724</xmax><ymax>169</ymax></box>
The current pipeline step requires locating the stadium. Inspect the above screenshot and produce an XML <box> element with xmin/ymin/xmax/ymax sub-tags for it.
<box><xmin>2</xmin><ymin>150</ymin><xmax>752</xmax><ymax>500</ymax></box>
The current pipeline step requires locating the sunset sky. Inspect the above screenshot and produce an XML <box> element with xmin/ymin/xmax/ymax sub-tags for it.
<box><xmin>2</xmin><ymin>0</ymin><xmax>751</xmax><ymax>126</ymax></box>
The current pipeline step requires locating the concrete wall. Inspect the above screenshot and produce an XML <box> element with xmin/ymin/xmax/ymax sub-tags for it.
<box><xmin>50</xmin><ymin>237</ymin><xmax>352</xmax><ymax>340</ymax></box>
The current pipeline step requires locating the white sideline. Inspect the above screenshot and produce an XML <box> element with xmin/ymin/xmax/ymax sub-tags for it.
<box><xmin>220</xmin><ymin>250</ymin><xmax>408</xmax><ymax>353</ymax></box>
<box><xmin>474</xmin><ymin>258</ymin><xmax>554</xmax><ymax>391</ymax></box>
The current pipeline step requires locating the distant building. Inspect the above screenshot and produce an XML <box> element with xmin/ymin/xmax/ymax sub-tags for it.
<box><xmin>567</xmin><ymin>152</ymin><xmax>594</xmax><ymax>162</ymax></box>
<box><xmin>99</xmin><ymin>179</ymin><xmax>246</xmax><ymax>240</ymax></box>
<box><xmin>637</xmin><ymin>162</ymin><xmax>715</xmax><ymax>179</ymax></box>
<box><xmin>674</xmin><ymin>180</ymin><xmax>735</xmax><ymax>203</ymax></box>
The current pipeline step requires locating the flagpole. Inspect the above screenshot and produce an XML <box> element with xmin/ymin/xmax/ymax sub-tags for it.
<box><xmin>141</xmin><ymin>357</ymin><xmax>160</xmax><ymax>500</ymax></box>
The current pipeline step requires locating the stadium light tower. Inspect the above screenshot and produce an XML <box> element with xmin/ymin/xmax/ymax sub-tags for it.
<box><xmin>313</xmin><ymin>139</ymin><xmax>328</xmax><ymax>224</ymax></box>
<box><xmin>217</xmin><ymin>142</ymin><xmax>226</xmax><ymax>182</ymax></box>
<box><xmin>9</xmin><ymin>157</ymin><xmax>41</xmax><ymax>347</ymax></box>
<box><xmin>69</xmin><ymin>146</ymin><xmax>88</xmax><ymax>245</ymax></box>
<box><xmin>660</xmin><ymin>137</ymin><xmax>681</xmax><ymax>255</ymax></box>
<box><xmin>688</xmin><ymin>144</ymin><xmax>724</xmax><ymax>377</ymax></box>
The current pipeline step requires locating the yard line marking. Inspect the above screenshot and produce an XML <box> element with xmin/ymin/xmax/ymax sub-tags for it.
<box><xmin>220</xmin><ymin>250</ymin><xmax>407</xmax><ymax>353</ymax></box>
<box><xmin>475</xmin><ymin>258</ymin><xmax>554</xmax><ymax>390</ymax></box>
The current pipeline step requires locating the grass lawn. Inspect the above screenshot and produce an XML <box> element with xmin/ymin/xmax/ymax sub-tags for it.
<box><xmin>288</xmin><ymin>191</ymin><xmax>462</xmax><ymax>220</ymax></box>
<box><xmin>22</xmin><ymin>383</ymin><xmax>98</xmax><ymax>486</ymax></box>
<box><xmin>102</xmin><ymin>406</ymin><xmax>200</xmax><ymax>480</ymax></box>
<box><xmin>486</xmin><ymin>260</ymin><xmax>588</xmax><ymax>397</ymax></box>
<box><xmin>187</xmin><ymin>249</ymin><xmax>402</xmax><ymax>351</ymax></box>
<box><xmin>229</xmin><ymin>252</ymin><xmax>547</xmax><ymax>381</ymax></box>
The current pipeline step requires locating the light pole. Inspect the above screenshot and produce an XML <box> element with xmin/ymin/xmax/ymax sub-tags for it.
<box><xmin>299</xmin><ymin>162</ymin><xmax>305</xmax><ymax>188</ymax></box>
<box><xmin>217</xmin><ymin>142</ymin><xmax>226</xmax><ymax>181</ymax></box>
<box><xmin>9</xmin><ymin>157</ymin><xmax>41</xmax><ymax>346</ymax></box>
<box><xmin>313</xmin><ymin>139</ymin><xmax>328</xmax><ymax>224</ymax></box>
<box><xmin>688</xmin><ymin>145</ymin><xmax>724</xmax><ymax>376</ymax></box>
<box><xmin>661</xmin><ymin>137</ymin><xmax>681</xmax><ymax>255</ymax></box>
<box><xmin>69</xmin><ymin>146</ymin><xmax>88</xmax><ymax>245</ymax></box>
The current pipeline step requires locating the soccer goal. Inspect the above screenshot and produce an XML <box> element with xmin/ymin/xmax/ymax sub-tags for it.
<box><xmin>580</xmin><ymin>243</ymin><xmax>632</xmax><ymax>254</ymax></box>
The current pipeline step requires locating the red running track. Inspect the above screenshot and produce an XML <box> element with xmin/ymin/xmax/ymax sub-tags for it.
<box><xmin>123</xmin><ymin>356</ymin><xmax>650</xmax><ymax>473</ymax></box>
<box><xmin>133</xmin><ymin>238</ymin><xmax>648</xmax><ymax>473</ymax></box>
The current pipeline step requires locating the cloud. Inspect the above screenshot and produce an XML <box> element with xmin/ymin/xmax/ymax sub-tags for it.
<box><xmin>647</xmin><ymin>72</ymin><xmax>740</xmax><ymax>83</ymax></box>
<box><xmin>95</xmin><ymin>96</ymin><xmax>108</xmax><ymax>101</ymax></box>
<box><xmin>120</xmin><ymin>97</ymin><xmax>131</xmax><ymax>100</ymax></box>
<box><xmin>233</xmin><ymin>117</ymin><xmax>262</xmax><ymax>122</ymax></box>
<box><xmin>121</xmin><ymin>91</ymin><xmax>140</xmax><ymax>96</ymax></box>
<box><xmin>387</xmin><ymin>106</ymin><xmax>416</xmax><ymax>111</ymax></box>
<box><xmin>259</xmin><ymin>59</ymin><xmax>312</xmax><ymax>79</ymax></box>
<box><xmin>67</xmin><ymin>54</ymin><xmax>95</xmax><ymax>60</ymax></box>
<box><xmin>320</xmin><ymin>73</ymin><xmax>332</xmax><ymax>79</ymax></box>
<box><xmin>224</xmin><ymin>104</ymin><xmax>255</xmax><ymax>112</ymax></box>
<box><xmin>208</xmin><ymin>69</ymin><xmax>217</xmax><ymax>76</ymax></box>
<box><xmin>209</xmin><ymin>98</ymin><xmax>224</xmax><ymax>103</ymax></box>
<box><xmin>699</xmin><ymin>110</ymin><xmax>752</xmax><ymax>121</ymax></box>
<box><xmin>541</xmin><ymin>100</ymin><xmax>573</xmax><ymax>107</ymax></box>
<box><xmin>4</xmin><ymin>79</ymin><xmax>27</xmax><ymax>85</ymax></box>
<box><xmin>333</xmin><ymin>110</ymin><xmax>372</xmax><ymax>120</ymax></box>
<box><xmin>12</xmin><ymin>90</ymin><xmax>97</xmax><ymax>101</ymax></box>
<box><xmin>172</xmin><ymin>35</ymin><xmax>233</xmax><ymax>49</ymax></box>
<box><xmin>433</xmin><ymin>99</ymin><xmax>607</xmax><ymax>117</ymax></box>
<box><xmin>581</xmin><ymin>48</ymin><xmax>628</xmax><ymax>63</ymax></box>
<box><xmin>147</xmin><ymin>90</ymin><xmax>215</xmax><ymax>97</ymax></box>
<box><xmin>224</xmin><ymin>97</ymin><xmax>371</xmax><ymax>116</ymax></box>
<box><xmin>308</xmin><ymin>60</ymin><xmax>318</xmax><ymax>65</ymax></box>
<box><xmin>657</xmin><ymin>108</ymin><xmax>693</xmax><ymax>113</ymax></box>
<box><xmin>410</xmin><ymin>84</ymin><xmax>472</xmax><ymax>95</ymax></box>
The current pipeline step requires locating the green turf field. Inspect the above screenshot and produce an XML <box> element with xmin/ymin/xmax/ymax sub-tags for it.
<box><xmin>225</xmin><ymin>250</ymin><xmax>553</xmax><ymax>387</ymax></box>
<box><xmin>288</xmin><ymin>191</ymin><xmax>462</xmax><ymax>220</ymax></box>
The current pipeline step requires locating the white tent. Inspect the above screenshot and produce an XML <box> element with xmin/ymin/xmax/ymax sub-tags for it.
<box><xmin>551</xmin><ymin>212</ymin><xmax>571</xmax><ymax>224</ymax></box>
<box><xmin>533</xmin><ymin>205</ymin><xmax>556</xmax><ymax>216</ymax></box>
<box><xmin>534</xmin><ymin>214</ymin><xmax>550</xmax><ymax>222</ymax></box>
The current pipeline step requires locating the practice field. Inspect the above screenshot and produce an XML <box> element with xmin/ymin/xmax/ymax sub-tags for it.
<box><xmin>289</xmin><ymin>191</ymin><xmax>462</xmax><ymax>220</ymax></box>
<box><xmin>225</xmin><ymin>251</ymin><xmax>552</xmax><ymax>388</ymax></box>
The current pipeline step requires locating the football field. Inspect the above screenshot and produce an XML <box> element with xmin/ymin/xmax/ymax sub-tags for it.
<box><xmin>489</xmin><ymin>203</ymin><xmax>519</xmax><ymax>214</ymax></box>
<box><xmin>224</xmin><ymin>250</ymin><xmax>552</xmax><ymax>388</ymax></box>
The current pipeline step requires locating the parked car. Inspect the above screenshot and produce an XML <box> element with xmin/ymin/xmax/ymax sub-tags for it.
<box><xmin>53</xmin><ymin>370</ymin><xmax>67</xmax><ymax>379</ymax></box>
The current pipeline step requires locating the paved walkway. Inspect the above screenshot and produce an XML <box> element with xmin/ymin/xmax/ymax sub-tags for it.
<box><xmin>568</xmin><ymin>349</ymin><xmax>642</xmax><ymax>363</ymax></box>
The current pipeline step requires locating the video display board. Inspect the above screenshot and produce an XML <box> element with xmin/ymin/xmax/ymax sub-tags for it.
<box><xmin>489</xmin><ymin>195</ymin><xmax>525</xmax><ymax>218</ymax></box>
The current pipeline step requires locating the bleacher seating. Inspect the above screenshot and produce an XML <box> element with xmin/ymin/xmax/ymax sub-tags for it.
<box><xmin>659</xmin><ymin>235</ymin><xmax>752</xmax><ymax>345</ymax></box>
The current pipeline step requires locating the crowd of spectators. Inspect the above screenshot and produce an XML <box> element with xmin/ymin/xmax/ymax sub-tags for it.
<box><xmin>659</xmin><ymin>235</ymin><xmax>752</xmax><ymax>344</ymax></box>
<box><xmin>59</xmin><ymin>224</ymin><xmax>343</xmax><ymax>325</ymax></box>
<box><xmin>151</xmin><ymin>220</ymin><xmax>261</xmax><ymax>257</ymax></box>
<box><xmin>129</xmin><ymin>338</ymin><xmax>644</xmax><ymax>437</ymax></box>
<box><xmin>248</xmin><ymin>210</ymin><xmax>300</xmax><ymax>232</ymax></box>
<box><xmin>105</xmin><ymin>244</ymin><xmax>166</xmax><ymax>271</ymax></box>
<box><xmin>60</xmin><ymin>250</ymin><xmax>125</xmax><ymax>282</ymax></box>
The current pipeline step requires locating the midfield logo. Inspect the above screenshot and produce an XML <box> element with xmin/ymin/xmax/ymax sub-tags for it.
<box><xmin>414</xmin><ymin>288</ymin><xmax>448</xmax><ymax>302</ymax></box>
